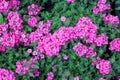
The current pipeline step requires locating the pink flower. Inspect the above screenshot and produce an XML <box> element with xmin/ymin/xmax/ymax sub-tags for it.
<box><xmin>91</xmin><ymin>60</ymin><xmax>97</xmax><ymax>66</ymax></box>
<box><xmin>66</xmin><ymin>0</ymin><xmax>75</xmax><ymax>3</ymax></box>
<box><xmin>73</xmin><ymin>42</ymin><xmax>96</xmax><ymax>57</ymax></box>
<box><xmin>118</xmin><ymin>78</ymin><xmax>120</xmax><ymax>80</ymax></box>
<box><xmin>61</xmin><ymin>16</ymin><xmax>66</xmax><ymax>22</ymax></box>
<box><xmin>7</xmin><ymin>11</ymin><xmax>23</xmax><ymax>30</ymax></box>
<box><xmin>63</xmin><ymin>55</ymin><xmax>68</xmax><ymax>60</ymax></box>
<box><xmin>9</xmin><ymin>0</ymin><xmax>20</xmax><ymax>10</ymax></box>
<box><xmin>102</xmin><ymin>14</ymin><xmax>119</xmax><ymax>28</ymax></box>
<box><xmin>99</xmin><ymin>78</ymin><xmax>106</xmax><ymax>80</ymax></box>
<box><xmin>93</xmin><ymin>0</ymin><xmax>111</xmax><ymax>14</ymax></box>
<box><xmin>40</xmin><ymin>54</ymin><xmax>45</xmax><ymax>59</ymax></box>
<box><xmin>109</xmin><ymin>38</ymin><xmax>120</xmax><ymax>52</ymax></box>
<box><xmin>96</xmin><ymin>59</ymin><xmax>111</xmax><ymax>75</ymax></box>
<box><xmin>28</xmin><ymin>16</ymin><xmax>37</xmax><ymax>27</ymax></box>
<box><xmin>74</xmin><ymin>76</ymin><xmax>79</xmax><ymax>80</ymax></box>
<box><xmin>46</xmin><ymin>72</ymin><xmax>54</xmax><ymax>80</ymax></box>
<box><xmin>93</xmin><ymin>6</ymin><xmax>99</xmax><ymax>14</ymax></box>
<box><xmin>0</xmin><ymin>68</ymin><xmax>16</xmax><ymax>80</ymax></box>
<box><xmin>27</xmin><ymin>49</ymin><xmax>32</xmax><ymax>53</ymax></box>
<box><xmin>32</xmin><ymin>51</ymin><xmax>38</xmax><ymax>56</ymax></box>
<box><xmin>28</xmin><ymin>4</ymin><xmax>41</xmax><ymax>16</ymax></box>
<box><xmin>98</xmin><ymin>0</ymin><xmax>107</xmax><ymax>4</ymax></box>
<box><xmin>52</xmin><ymin>65</ymin><xmax>56</xmax><ymax>70</ymax></box>
<box><xmin>0</xmin><ymin>0</ymin><xmax>9</xmax><ymax>12</ymax></box>
<box><xmin>33</xmin><ymin>69</ymin><xmax>40</xmax><ymax>77</ymax></box>
<box><xmin>94</xmin><ymin>33</ymin><xmax>108</xmax><ymax>46</ymax></box>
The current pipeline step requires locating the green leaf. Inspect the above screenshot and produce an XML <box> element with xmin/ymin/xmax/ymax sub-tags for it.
<box><xmin>0</xmin><ymin>13</ymin><xmax>3</xmax><ymax>24</ymax></box>
<box><xmin>31</xmin><ymin>64</ymin><xmax>39</xmax><ymax>69</ymax></box>
<box><xmin>110</xmin><ymin>56</ymin><xmax>115</xmax><ymax>63</ymax></box>
<box><xmin>115</xmin><ymin>7</ymin><xmax>120</xmax><ymax>10</ymax></box>
<box><xmin>28</xmin><ymin>72</ymin><xmax>35</xmax><ymax>77</ymax></box>
<box><xmin>23</xmin><ymin>62</ymin><xmax>29</xmax><ymax>67</ymax></box>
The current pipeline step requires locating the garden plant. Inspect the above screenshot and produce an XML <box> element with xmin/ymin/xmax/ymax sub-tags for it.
<box><xmin>0</xmin><ymin>0</ymin><xmax>120</xmax><ymax>80</ymax></box>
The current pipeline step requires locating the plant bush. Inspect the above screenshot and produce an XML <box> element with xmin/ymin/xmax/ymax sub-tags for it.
<box><xmin>0</xmin><ymin>0</ymin><xmax>120</xmax><ymax>80</ymax></box>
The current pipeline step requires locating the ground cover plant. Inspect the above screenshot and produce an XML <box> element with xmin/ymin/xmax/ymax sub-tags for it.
<box><xmin>0</xmin><ymin>0</ymin><xmax>120</xmax><ymax>80</ymax></box>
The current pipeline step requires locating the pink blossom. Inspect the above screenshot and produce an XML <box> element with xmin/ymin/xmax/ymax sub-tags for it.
<box><xmin>9</xmin><ymin>0</ymin><xmax>20</xmax><ymax>10</ymax></box>
<box><xmin>93</xmin><ymin>0</ymin><xmax>110</xmax><ymax>14</ymax></box>
<box><xmin>74</xmin><ymin>76</ymin><xmax>79</xmax><ymax>80</ymax></box>
<box><xmin>91</xmin><ymin>60</ymin><xmax>97</xmax><ymax>66</ymax></box>
<box><xmin>109</xmin><ymin>38</ymin><xmax>120</xmax><ymax>52</ymax></box>
<box><xmin>52</xmin><ymin>65</ymin><xmax>56</xmax><ymax>70</ymax></box>
<box><xmin>102</xmin><ymin>14</ymin><xmax>119</xmax><ymax>28</ymax></box>
<box><xmin>96</xmin><ymin>59</ymin><xmax>111</xmax><ymax>75</ymax></box>
<box><xmin>32</xmin><ymin>51</ymin><xmax>38</xmax><ymax>56</ymax></box>
<box><xmin>27</xmin><ymin>49</ymin><xmax>32</xmax><ymax>53</ymax></box>
<box><xmin>40</xmin><ymin>54</ymin><xmax>45</xmax><ymax>59</ymax></box>
<box><xmin>98</xmin><ymin>0</ymin><xmax>107</xmax><ymax>4</ymax></box>
<box><xmin>93</xmin><ymin>6</ymin><xmax>99</xmax><ymax>14</ymax></box>
<box><xmin>99</xmin><ymin>78</ymin><xmax>106</xmax><ymax>80</ymax></box>
<box><xmin>28</xmin><ymin>4</ymin><xmax>41</xmax><ymax>16</ymax></box>
<box><xmin>63</xmin><ymin>55</ymin><xmax>68</xmax><ymax>60</ymax></box>
<box><xmin>66</xmin><ymin>0</ymin><xmax>75</xmax><ymax>3</ymax></box>
<box><xmin>94</xmin><ymin>33</ymin><xmax>108</xmax><ymax>46</ymax></box>
<box><xmin>0</xmin><ymin>0</ymin><xmax>9</xmax><ymax>12</ymax></box>
<box><xmin>28</xmin><ymin>16</ymin><xmax>37</xmax><ymax>27</ymax></box>
<box><xmin>61</xmin><ymin>16</ymin><xmax>66</xmax><ymax>22</ymax></box>
<box><xmin>7</xmin><ymin>11</ymin><xmax>23</xmax><ymax>30</ymax></box>
<box><xmin>0</xmin><ymin>68</ymin><xmax>16</xmax><ymax>80</ymax></box>
<box><xmin>46</xmin><ymin>72</ymin><xmax>54</xmax><ymax>80</ymax></box>
<box><xmin>33</xmin><ymin>69</ymin><xmax>40</xmax><ymax>77</ymax></box>
<box><xmin>73</xmin><ymin>42</ymin><xmax>96</xmax><ymax>57</ymax></box>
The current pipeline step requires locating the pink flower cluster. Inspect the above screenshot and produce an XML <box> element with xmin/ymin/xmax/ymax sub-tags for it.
<box><xmin>94</xmin><ymin>33</ymin><xmax>108</xmax><ymax>46</ymax></box>
<box><xmin>16</xmin><ymin>57</ymin><xmax>39</xmax><ymax>75</ymax></box>
<box><xmin>46</xmin><ymin>72</ymin><xmax>54</xmax><ymax>80</ymax></box>
<box><xmin>92</xmin><ymin>57</ymin><xmax>111</xmax><ymax>75</ymax></box>
<box><xmin>76</xmin><ymin>17</ymin><xmax>108</xmax><ymax>46</ymax></box>
<box><xmin>109</xmin><ymin>38</ymin><xmax>120</xmax><ymax>52</ymax></box>
<box><xmin>93</xmin><ymin>0</ymin><xmax>110</xmax><ymax>14</ymax></box>
<box><xmin>27</xmin><ymin>4</ymin><xmax>41</xmax><ymax>27</ymax></box>
<box><xmin>0</xmin><ymin>23</ymin><xmax>19</xmax><ymax>51</ymax></box>
<box><xmin>28</xmin><ymin>4</ymin><xmax>41</xmax><ymax>16</ymax></box>
<box><xmin>36</xmin><ymin>26</ymin><xmax>76</xmax><ymax>56</ymax></box>
<box><xmin>16</xmin><ymin>59</ymin><xmax>28</xmax><ymax>74</ymax></box>
<box><xmin>0</xmin><ymin>0</ymin><xmax>9</xmax><ymax>12</ymax></box>
<box><xmin>8</xmin><ymin>0</ymin><xmax>20</xmax><ymax>10</ymax></box>
<box><xmin>35</xmin><ymin>17</ymin><xmax>108</xmax><ymax>56</ymax></box>
<box><xmin>0</xmin><ymin>22</ymin><xmax>31</xmax><ymax>51</ymax></box>
<box><xmin>66</xmin><ymin>0</ymin><xmax>75</xmax><ymax>3</ymax></box>
<box><xmin>7</xmin><ymin>11</ymin><xmax>23</xmax><ymax>30</ymax></box>
<box><xmin>0</xmin><ymin>68</ymin><xmax>16</xmax><ymax>80</ymax></box>
<box><xmin>103</xmin><ymin>14</ymin><xmax>120</xmax><ymax>28</ymax></box>
<box><xmin>27</xmin><ymin>49</ymin><xmax>45</xmax><ymax>59</ymax></box>
<box><xmin>0</xmin><ymin>0</ymin><xmax>20</xmax><ymax>12</ymax></box>
<box><xmin>73</xmin><ymin>42</ymin><xmax>96</xmax><ymax>57</ymax></box>
<box><xmin>0</xmin><ymin>15</ymin><xmax>108</xmax><ymax>56</ymax></box>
